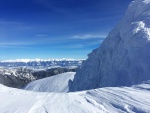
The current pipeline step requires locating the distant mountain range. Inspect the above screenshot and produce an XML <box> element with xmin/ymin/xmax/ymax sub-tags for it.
<box><xmin>0</xmin><ymin>59</ymin><xmax>83</xmax><ymax>88</ymax></box>
<box><xmin>0</xmin><ymin>59</ymin><xmax>84</xmax><ymax>68</ymax></box>
<box><xmin>0</xmin><ymin>66</ymin><xmax>77</xmax><ymax>88</ymax></box>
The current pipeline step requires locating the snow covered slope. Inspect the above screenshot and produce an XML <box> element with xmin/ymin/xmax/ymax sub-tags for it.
<box><xmin>0</xmin><ymin>81</ymin><xmax>150</xmax><ymax>113</ymax></box>
<box><xmin>70</xmin><ymin>0</ymin><xmax>150</xmax><ymax>91</ymax></box>
<box><xmin>24</xmin><ymin>72</ymin><xmax>75</xmax><ymax>93</ymax></box>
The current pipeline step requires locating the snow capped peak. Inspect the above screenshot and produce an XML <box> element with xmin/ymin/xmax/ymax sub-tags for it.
<box><xmin>124</xmin><ymin>0</ymin><xmax>150</xmax><ymax>21</ymax></box>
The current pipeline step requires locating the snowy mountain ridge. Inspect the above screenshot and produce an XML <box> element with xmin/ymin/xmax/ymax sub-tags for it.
<box><xmin>70</xmin><ymin>0</ymin><xmax>150</xmax><ymax>91</ymax></box>
<box><xmin>0</xmin><ymin>58</ymin><xmax>84</xmax><ymax>63</ymax></box>
<box><xmin>0</xmin><ymin>59</ymin><xmax>83</xmax><ymax>68</ymax></box>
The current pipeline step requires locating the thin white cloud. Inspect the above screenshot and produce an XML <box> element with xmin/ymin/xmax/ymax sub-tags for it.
<box><xmin>0</xmin><ymin>21</ymin><xmax>23</xmax><ymax>25</ymax></box>
<box><xmin>66</xmin><ymin>40</ymin><xmax>103</xmax><ymax>48</ymax></box>
<box><xmin>0</xmin><ymin>42</ymin><xmax>34</xmax><ymax>49</ymax></box>
<box><xmin>36</xmin><ymin>34</ymin><xmax>48</xmax><ymax>37</ymax></box>
<box><xmin>72</xmin><ymin>34</ymin><xmax>107</xmax><ymax>39</ymax></box>
<box><xmin>33</xmin><ymin>0</ymin><xmax>68</xmax><ymax>14</ymax></box>
<box><xmin>67</xmin><ymin>44</ymin><xmax>84</xmax><ymax>48</ymax></box>
<box><xmin>87</xmin><ymin>40</ymin><xmax>103</xmax><ymax>46</ymax></box>
<box><xmin>0</xmin><ymin>20</ymin><xmax>34</xmax><ymax>30</ymax></box>
<box><xmin>0</xmin><ymin>35</ymin><xmax>104</xmax><ymax>49</ymax></box>
<box><xmin>0</xmin><ymin>45</ymin><xmax>32</xmax><ymax>49</ymax></box>
<box><xmin>0</xmin><ymin>37</ymin><xmax>70</xmax><ymax>47</ymax></box>
<box><xmin>0</xmin><ymin>42</ymin><xmax>34</xmax><ymax>46</ymax></box>
<box><xmin>80</xmin><ymin>15</ymin><xmax>123</xmax><ymax>23</ymax></box>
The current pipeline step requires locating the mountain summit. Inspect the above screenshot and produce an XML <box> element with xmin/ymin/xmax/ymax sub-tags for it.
<box><xmin>70</xmin><ymin>0</ymin><xmax>150</xmax><ymax>91</ymax></box>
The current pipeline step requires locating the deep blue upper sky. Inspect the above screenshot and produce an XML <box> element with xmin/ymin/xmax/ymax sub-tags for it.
<box><xmin>0</xmin><ymin>0</ymin><xmax>132</xmax><ymax>60</ymax></box>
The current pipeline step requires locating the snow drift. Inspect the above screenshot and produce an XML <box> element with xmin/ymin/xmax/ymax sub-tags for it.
<box><xmin>0</xmin><ymin>81</ymin><xmax>150</xmax><ymax>113</ymax></box>
<box><xmin>24</xmin><ymin>72</ymin><xmax>75</xmax><ymax>93</ymax></box>
<box><xmin>70</xmin><ymin>0</ymin><xmax>150</xmax><ymax>91</ymax></box>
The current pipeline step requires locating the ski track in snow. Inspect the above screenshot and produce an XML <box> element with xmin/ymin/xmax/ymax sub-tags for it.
<box><xmin>0</xmin><ymin>81</ymin><xmax>150</xmax><ymax>113</ymax></box>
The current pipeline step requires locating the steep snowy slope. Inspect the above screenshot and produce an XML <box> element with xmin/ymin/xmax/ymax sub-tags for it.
<box><xmin>24</xmin><ymin>72</ymin><xmax>75</xmax><ymax>93</ymax></box>
<box><xmin>70</xmin><ymin>0</ymin><xmax>150</xmax><ymax>91</ymax></box>
<box><xmin>0</xmin><ymin>81</ymin><xmax>150</xmax><ymax>113</ymax></box>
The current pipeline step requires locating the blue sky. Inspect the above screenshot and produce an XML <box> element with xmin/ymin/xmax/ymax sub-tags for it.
<box><xmin>0</xmin><ymin>0</ymin><xmax>132</xmax><ymax>60</ymax></box>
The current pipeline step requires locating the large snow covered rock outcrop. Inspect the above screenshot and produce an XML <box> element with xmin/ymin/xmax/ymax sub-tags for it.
<box><xmin>70</xmin><ymin>0</ymin><xmax>150</xmax><ymax>91</ymax></box>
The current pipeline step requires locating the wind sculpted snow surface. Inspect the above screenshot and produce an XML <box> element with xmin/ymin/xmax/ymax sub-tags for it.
<box><xmin>0</xmin><ymin>81</ymin><xmax>150</xmax><ymax>113</ymax></box>
<box><xmin>70</xmin><ymin>0</ymin><xmax>150</xmax><ymax>91</ymax></box>
<box><xmin>24</xmin><ymin>72</ymin><xmax>75</xmax><ymax>93</ymax></box>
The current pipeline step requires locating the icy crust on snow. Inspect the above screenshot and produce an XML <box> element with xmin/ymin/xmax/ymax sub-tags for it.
<box><xmin>0</xmin><ymin>81</ymin><xmax>150</xmax><ymax>113</ymax></box>
<box><xmin>24</xmin><ymin>72</ymin><xmax>75</xmax><ymax>93</ymax></box>
<box><xmin>70</xmin><ymin>0</ymin><xmax>150</xmax><ymax>91</ymax></box>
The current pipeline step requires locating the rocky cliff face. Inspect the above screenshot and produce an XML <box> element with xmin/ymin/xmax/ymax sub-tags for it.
<box><xmin>70</xmin><ymin>0</ymin><xmax>150</xmax><ymax>91</ymax></box>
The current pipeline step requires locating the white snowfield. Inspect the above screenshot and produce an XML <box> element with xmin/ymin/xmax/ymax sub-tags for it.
<box><xmin>24</xmin><ymin>72</ymin><xmax>75</xmax><ymax>93</ymax></box>
<box><xmin>0</xmin><ymin>81</ymin><xmax>150</xmax><ymax>113</ymax></box>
